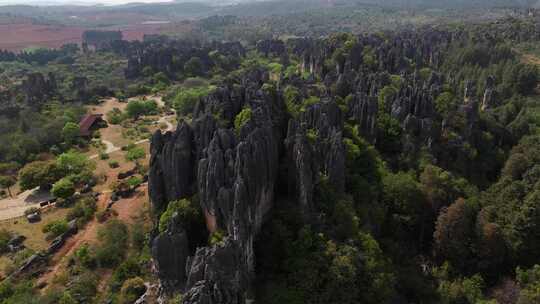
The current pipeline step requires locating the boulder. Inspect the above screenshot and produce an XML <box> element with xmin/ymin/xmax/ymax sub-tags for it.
<box><xmin>26</xmin><ymin>213</ymin><xmax>41</xmax><ymax>223</ymax></box>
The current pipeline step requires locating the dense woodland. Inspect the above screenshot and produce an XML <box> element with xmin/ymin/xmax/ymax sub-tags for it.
<box><xmin>0</xmin><ymin>2</ymin><xmax>539</xmax><ymax>304</ymax></box>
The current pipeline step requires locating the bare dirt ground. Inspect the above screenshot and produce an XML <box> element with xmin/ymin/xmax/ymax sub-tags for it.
<box><xmin>0</xmin><ymin>21</ymin><xmax>184</xmax><ymax>52</ymax></box>
<box><xmin>0</xmin><ymin>188</ymin><xmax>54</xmax><ymax>221</ymax></box>
<box><xmin>36</xmin><ymin>192</ymin><xmax>110</xmax><ymax>288</ymax></box>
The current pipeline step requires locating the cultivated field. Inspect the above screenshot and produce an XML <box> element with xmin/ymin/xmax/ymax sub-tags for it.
<box><xmin>0</xmin><ymin>21</ymin><xmax>186</xmax><ymax>51</ymax></box>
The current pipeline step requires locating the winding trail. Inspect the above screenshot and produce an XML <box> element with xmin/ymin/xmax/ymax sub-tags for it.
<box><xmin>89</xmin><ymin>139</ymin><xmax>119</xmax><ymax>160</ymax></box>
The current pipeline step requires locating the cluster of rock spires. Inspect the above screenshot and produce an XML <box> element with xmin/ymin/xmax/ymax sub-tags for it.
<box><xmin>112</xmin><ymin>39</ymin><xmax>245</xmax><ymax>79</ymax></box>
<box><xmin>147</xmin><ymin>24</ymin><xmax>531</xmax><ymax>302</ymax></box>
<box><xmin>150</xmin><ymin>69</ymin><xmax>286</xmax><ymax>303</ymax></box>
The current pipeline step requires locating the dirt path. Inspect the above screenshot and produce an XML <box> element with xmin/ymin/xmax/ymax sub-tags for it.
<box><xmin>37</xmin><ymin>192</ymin><xmax>110</xmax><ymax>288</ymax></box>
<box><xmin>89</xmin><ymin>139</ymin><xmax>120</xmax><ymax>160</ymax></box>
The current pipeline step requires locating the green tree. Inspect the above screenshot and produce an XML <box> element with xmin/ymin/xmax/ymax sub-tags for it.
<box><xmin>159</xmin><ymin>198</ymin><xmax>200</xmax><ymax>232</ymax></box>
<box><xmin>51</xmin><ymin>177</ymin><xmax>75</xmax><ymax>199</ymax></box>
<box><xmin>95</xmin><ymin>219</ymin><xmax>129</xmax><ymax>267</ymax></box>
<box><xmin>376</xmin><ymin>113</ymin><xmax>402</xmax><ymax>155</ymax></box>
<box><xmin>18</xmin><ymin>160</ymin><xmax>61</xmax><ymax>190</ymax></box>
<box><xmin>125</xmin><ymin>146</ymin><xmax>146</xmax><ymax>167</ymax></box>
<box><xmin>170</xmin><ymin>87</ymin><xmax>212</xmax><ymax>116</ymax></box>
<box><xmin>61</xmin><ymin>122</ymin><xmax>80</xmax><ymax>145</ymax></box>
<box><xmin>435</xmin><ymin>92</ymin><xmax>456</xmax><ymax>116</ymax></box>
<box><xmin>42</xmin><ymin>219</ymin><xmax>69</xmax><ymax>238</ymax></box>
<box><xmin>420</xmin><ymin>165</ymin><xmax>476</xmax><ymax>213</ymax></box>
<box><xmin>433</xmin><ymin>198</ymin><xmax>477</xmax><ymax>271</ymax></box>
<box><xmin>56</xmin><ymin>151</ymin><xmax>95</xmax><ymax>183</ymax></box>
<box><xmin>126</xmin><ymin>100</ymin><xmax>147</xmax><ymax>119</ymax></box>
<box><xmin>119</xmin><ymin>277</ymin><xmax>146</xmax><ymax>304</ymax></box>
<box><xmin>378</xmin><ymin>85</ymin><xmax>397</xmax><ymax>112</ymax></box>
<box><xmin>382</xmin><ymin>171</ymin><xmax>425</xmax><ymax>242</ymax></box>
<box><xmin>58</xmin><ymin>292</ymin><xmax>77</xmax><ymax>304</ymax></box>
<box><xmin>284</xmin><ymin>85</ymin><xmax>301</xmax><ymax>117</ymax></box>
<box><xmin>516</xmin><ymin>265</ymin><xmax>540</xmax><ymax>304</ymax></box>
<box><xmin>184</xmin><ymin>57</ymin><xmax>204</xmax><ymax>76</ymax></box>
<box><xmin>0</xmin><ymin>176</ymin><xmax>16</xmax><ymax>197</ymax></box>
<box><xmin>106</xmin><ymin>108</ymin><xmax>125</xmax><ymax>125</ymax></box>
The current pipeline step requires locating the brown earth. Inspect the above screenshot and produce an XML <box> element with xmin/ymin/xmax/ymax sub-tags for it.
<box><xmin>0</xmin><ymin>22</ymin><xmax>186</xmax><ymax>51</ymax></box>
<box><xmin>37</xmin><ymin>185</ymin><xmax>149</xmax><ymax>292</ymax></box>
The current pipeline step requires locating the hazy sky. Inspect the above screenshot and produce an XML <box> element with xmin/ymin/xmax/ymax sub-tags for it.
<box><xmin>0</xmin><ymin>0</ymin><xmax>175</xmax><ymax>5</ymax></box>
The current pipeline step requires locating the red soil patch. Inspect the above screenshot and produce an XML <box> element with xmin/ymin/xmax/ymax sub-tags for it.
<box><xmin>37</xmin><ymin>186</ymin><xmax>147</xmax><ymax>291</ymax></box>
<box><xmin>0</xmin><ymin>23</ymin><xmax>83</xmax><ymax>51</ymax></box>
<box><xmin>0</xmin><ymin>21</ymin><xmax>186</xmax><ymax>51</ymax></box>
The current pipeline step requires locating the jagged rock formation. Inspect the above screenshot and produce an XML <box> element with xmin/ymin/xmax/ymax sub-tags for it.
<box><xmin>116</xmin><ymin>39</ymin><xmax>246</xmax><ymax>79</ymax></box>
<box><xmin>349</xmin><ymin>93</ymin><xmax>378</xmax><ymax>142</ymax></box>
<box><xmin>481</xmin><ymin>75</ymin><xmax>498</xmax><ymax>111</ymax></box>
<box><xmin>285</xmin><ymin>99</ymin><xmax>345</xmax><ymax>215</ymax></box>
<box><xmin>152</xmin><ymin>214</ymin><xmax>191</xmax><ymax>291</ymax></box>
<box><xmin>150</xmin><ymin>69</ymin><xmax>289</xmax><ymax>303</ymax></box>
<box><xmin>149</xmin><ymin>122</ymin><xmax>196</xmax><ymax>214</ymax></box>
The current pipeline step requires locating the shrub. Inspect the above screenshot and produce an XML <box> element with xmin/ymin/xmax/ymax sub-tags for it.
<box><xmin>126</xmin><ymin>176</ymin><xmax>143</xmax><ymax>188</ymax></box>
<box><xmin>131</xmin><ymin>222</ymin><xmax>146</xmax><ymax>251</ymax></box>
<box><xmin>61</xmin><ymin>122</ymin><xmax>80</xmax><ymax>145</ymax></box>
<box><xmin>119</xmin><ymin>277</ymin><xmax>146</xmax><ymax>304</ymax></box>
<box><xmin>171</xmin><ymin>86</ymin><xmax>212</xmax><ymax>116</ymax></box>
<box><xmin>108</xmin><ymin>160</ymin><xmax>120</xmax><ymax>169</ymax></box>
<box><xmin>378</xmin><ymin>85</ymin><xmax>397</xmax><ymax>112</ymax></box>
<box><xmin>126</xmin><ymin>100</ymin><xmax>158</xmax><ymax>119</ymax></box>
<box><xmin>0</xmin><ymin>229</ymin><xmax>12</xmax><ymax>253</ymax></box>
<box><xmin>284</xmin><ymin>85</ymin><xmax>301</xmax><ymax>117</ymax></box>
<box><xmin>67</xmin><ymin>197</ymin><xmax>97</xmax><ymax>224</ymax></box>
<box><xmin>110</xmin><ymin>258</ymin><xmax>142</xmax><ymax>292</ymax></box>
<box><xmin>159</xmin><ymin>199</ymin><xmax>199</xmax><ymax>233</ymax></box>
<box><xmin>184</xmin><ymin>57</ymin><xmax>204</xmax><ymax>76</ymax></box>
<box><xmin>125</xmin><ymin>146</ymin><xmax>146</xmax><ymax>164</ymax></box>
<box><xmin>306</xmin><ymin>129</ymin><xmax>318</xmax><ymax>144</ymax></box>
<box><xmin>74</xmin><ymin>244</ymin><xmax>95</xmax><ymax>268</ymax></box>
<box><xmin>234</xmin><ymin>108</ymin><xmax>252</xmax><ymax>135</ymax></box>
<box><xmin>51</xmin><ymin>177</ymin><xmax>75</xmax><ymax>199</ymax></box>
<box><xmin>301</xmin><ymin>96</ymin><xmax>320</xmax><ymax>111</ymax></box>
<box><xmin>106</xmin><ymin>108</ymin><xmax>125</xmax><ymax>125</ymax></box>
<box><xmin>95</xmin><ymin>219</ymin><xmax>128</xmax><ymax>268</ymax></box>
<box><xmin>67</xmin><ymin>271</ymin><xmax>98</xmax><ymax>303</ymax></box>
<box><xmin>435</xmin><ymin>92</ymin><xmax>456</xmax><ymax>116</ymax></box>
<box><xmin>209</xmin><ymin>229</ymin><xmax>226</xmax><ymax>246</ymax></box>
<box><xmin>58</xmin><ymin>292</ymin><xmax>77</xmax><ymax>304</ymax></box>
<box><xmin>42</xmin><ymin>220</ymin><xmax>69</xmax><ymax>238</ymax></box>
<box><xmin>99</xmin><ymin>152</ymin><xmax>109</xmax><ymax>160</ymax></box>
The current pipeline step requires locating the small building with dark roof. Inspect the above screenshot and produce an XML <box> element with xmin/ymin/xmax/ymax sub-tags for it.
<box><xmin>79</xmin><ymin>114</ymin><xmax>105</xmax><ymax>137</ymax></box>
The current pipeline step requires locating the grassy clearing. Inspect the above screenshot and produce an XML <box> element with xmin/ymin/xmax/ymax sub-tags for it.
<box><xmin>0</xmin><ymin>207</ymin><xmax>71</xmax><ymax>275</ymax></box>
<box><xmin>0</xmin><ymin>207</ymin><xmax>71</xmax><ymax>251</ymax></box>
